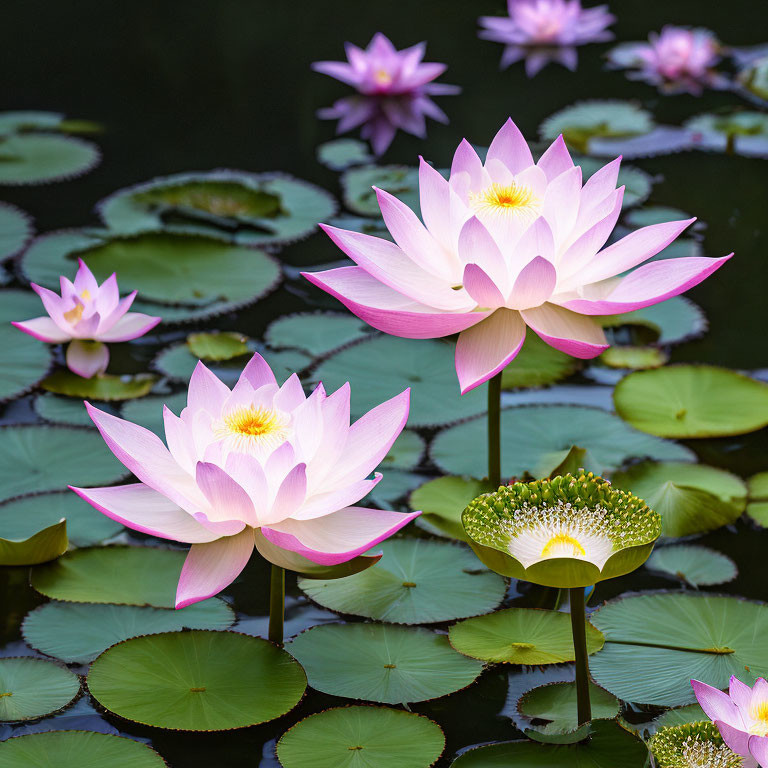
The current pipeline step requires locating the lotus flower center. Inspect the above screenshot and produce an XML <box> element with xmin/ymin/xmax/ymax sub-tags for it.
<box><xmin>214</xmin><ymin>405</ymin><xmax>290</xmax><ymax>456</ymax></box>
<box><xmin>541</xmin><ymin>533</ymin><xmax>586</xmax><ymax>559</ymax></box>
<box><xmin>470</xmin><ymin>182</ymin><xmax>539</xmax><ymax>218</ymax></box>
<box><xmin>680</xmin><ymin>736</ymin><xmax>744</xmax><ymax>767</ymax></box>
<box><xmin>750</xmin><ymin>701</ymin><xmax>768</xmax><ymax>736</ymax></box>
<box><xmin>534</xmin><ymin>18</ymin><xmax>562</xmax><ymax>42</ymax></box>
<box><xmin>374</xmin><ymin>69</ymin><xmax>393</xmax><ymax>86</ymax></box>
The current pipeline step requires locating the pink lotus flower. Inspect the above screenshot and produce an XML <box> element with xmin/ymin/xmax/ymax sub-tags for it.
<box><xmin>607</xmin><ymin>26</ymin><xmax>724</xmax><ymax>95</ymax></box>
<box><xmin>479</xmin><ymin>0</ymin><xmax>615</xmax><ymax>77</ymax></box>
<box><xmin>12</xmin><ymin>259</ymin><xmax>160</xmax><ymax>378</ymax></box>
<box><xmin>70</xmin><ymin>354</ymin><xmax>419</xmax><ymax>609</ymax></box>
<box><xmin>303</xmin><ymin>118</ymin><xmax>731</xmax><ymax>394</ymax></box>
<box><xmin>313</xmin><ymin>33</ymin><xmax>459</xmax><ymax>154</ymax></box>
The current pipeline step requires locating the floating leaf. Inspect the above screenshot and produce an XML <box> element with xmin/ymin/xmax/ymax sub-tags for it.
<box><xmin>612</xmin><ymin>461</ymin><xmax>746</xmax><ymax>538</ymax></box>
<box><xmin>186</xmin><ymin>331</ymin><xmax>250</xmax><ymax>361</ymax></box>
<box><xmin>653</xmin><ymin>704</ymin><xmax>707</xmax><ymax>730</ymax></box>
<box><xmin>287</xmin><ymin>623</ymin><xmax>483</xmax><ymax>704</ymax></box>
<box><xmin>590</xmin><ymin>593</ymin><xmax>768</xmax><ymax>707</ymax></box>
<box><xmin>0</xmin><ymin>134</ymin><xmax>100</xmax><ymax>185</ymax></box>
<box><xmin>614</xmin><ymin>365</ymin><xmax>768</xmax><ymax>438</ymax></box>
<box><xmin>265</xmin><ymin>311</ymin><xmax>372</xmax><ymax>357</ymax></box>
<box><xmin>600</xmin><ymin>346</ymin><xmax>668</xmax><ymax>370</ymax></box>
<box><xmin>368</xmin><ymin>470</ymin><xmax>429</xmax><ymax>508</ymax></box>
<box><xmin>299</xmin><ymin>539</ymin><xmax>506</xmax><ymax>624</ymax></box>
<box><xmin>597</xmin><ymin>297</ymin><xmax>707</xmax><ymax>346</ymax></box>
<box><xmin>430</xmin><ymin>405</ymin><xmax>694</xmax><ymax>480</ymax></box>
<box><xmin>341</xmin><ymin>165</ymin><xmax>421</xmax><ymax>216</ymax></box>
<box><xmin>277</xmin><ymin>706</ymin><xmax>444</xmax><ymax>768</ymax></box>
<box><xmin>0</xmin><ymin>731</ymin><xmax>167</xmax><ymax>767</ymax></box>
<box><xmin>23</xmin><ymin>599</ymin><xmax>235</xmax><ymax>664</ymax></box>
<box><xmin>501</xmin><ymin>335</ymin><xmax>579</xmax><ymax>389</ymax></box>
<box><xmin>449</xmin><ymin>608</ymin><xmax>604</xmax><ymax>664</ymax></box>
<box><xmin>381</xmin><ymin>431</ymin><xmax>425</xmax><ymax>471</ymax></box>
<box><xmin>0</xmin><ymin>657</ymin><xmax>80</xmax><ymax>721</ymax></box>
<box><xmin>0</xmin><ymin>425</ymin><xmax>127</xmax><ymax>501</ymax></box>
<box><xmin>87</xmin><ymin>630</ymin><xmax>306</xmax><ymax>731</ymax></box>
<box><xmin>589</xmin><ymin>126</ymin><xmax>695</xmax><ymax>159</ymax></box>
<box><xmin>0</xmin><ymin>111</ymin><xmax>66</xmax><ymax>135</ymax></box>
<box><xmin>34</xmin><ymin>394</ymin><xmax>117</xmax><ymax>426</ymax></box>
<box><xmin>747</xmin><ymin>472</ymin><xmax>768</xmax><ymax>527</ymax></box>
<box><xmin>40</xmin><ymin>371</ymin><xmax>156</xmax><ymax>401</ymax></box>
<box><xmin>0</xmin><ymin>202</ymin><xmax>33</xmax><ymax>260</ymax></box>
<box><xmin>411</xmin><ymin>476</ymin><xmax>492</xmax><ymax>542</ymax></box>
<box><xmin>0</xmin><ymin>518</ymin><xmax>67</xmax><ymax>567</ymax></box>
<box><xmin>646</xmin><ymin>545</ymin><xmax>737</xmax><ymax>586</ymax></box>
<box><xmin>624</xmin><ymin>206</ymin><xmax>695</xmax><ymax>229</ymax></box>
<box><xmin>686</xmin><ymin>112</ymin><xmax>768</xmax><ymax>156</ymax></box>
<box><xmin>317</xmin><ymin>138</ymin><xmax>374</xmax><ymax>170</ymax></box>
<box><xmin>313</xmin><ymin>337</ymin><xmax>486</xmax><ymax>427</ymax></box>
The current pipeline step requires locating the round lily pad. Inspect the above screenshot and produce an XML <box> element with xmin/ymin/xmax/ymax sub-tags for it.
<box><xmin>646</xmin><ymin>545</ymin><xmax>737</xmax><ymax>587</ymax></box>
<box><xmin>276</xmin><ymin>706</ymin><xmax>445</xmax><ymax>768</ymax></box>
<box><xmin>317</xmin><ymin>138</ymin><xmax>374</xmax><ymax>170</ymax></box>
<box><xmin>30</xmin><ymin>546</ymin><xmax>207</xmax><ymax>607</ymax></box>
<box><xmin>23</xmin><ymin>599</ymin><xmax>235</xmax><ymax>664</ymax></box>
<box><xmin>411</xmin><ymin>476</ymin><xmax>493</xmax><ymax>542</ymax></box>
<box><xmin>313</xmin><ymin>336</ymin><xmax>487</xmax><ymax>427</ymax></box>
<box><xmin>590</xmin><ymin>593</ymin><xmax>768</xmax><ymax>706</ymax></box>
<box><xmin>0</xmin><ymin>731</ymin><xmax>168</xmax><ymax>768</ymax></box>
<box><xmin>0</xmin><ymin>134</ymin><xmax>100</xmax><ymax>185</ymax></box>
<box><xmin>87</xmin><ymin>630</ymin><xmax>306</xmax><ymax>731</ymax></box>
<box><xmin>612</xmin><ymin>461</ymin><xmax>746</xmax><ymax>538</ymax></box>
<box><xmin>287</xmin><ymin>623</ymin><xmax>483</xmax><ymax>704</ymax></box>
<box><xmin>265</xmin><ymin>312</ymin><xmax>372</xmax><ymax>357</ymax></box>
<box><xmin>614</xmin><ymin>365</ymin><xmax>768</xmax><ymax>438</ymax></box>
<box><xmin>380</xmin><ymin>431</ymin><xmax>425</xmax><ymax>471</ymax></box>
<box><xmin>341</xmin><ymin>165</ymin><xmax>420</xmax><ymax>216</ymax></box>
<box><xmin>501</xmin><ymin>335</ymin><xmax>579</xmax><ymax>390</ymax></box>
<box><xmin>299</xmin><ymin>539</ymin><xmax>506</xmax><ymax>624</ymax></box>
<box><xmin>0</xmin><ymin>657</ymin><xmax>80</xmax><ymax>721</ymax></box>
<box><xmin>0</xmin><ymin>490</ymin><xmax>122</xmax><ymax>548</ymax></box>
<box><xmin>34</xmin><ymin>394</ymin><xmax>116</xmax><ymax>426</ymax></box>
<box><xmin>0</xmin><ymin>425</ymin><xmax>127</xmax><ymax>502</ymax></box>
<box><xmin>0</xmin><ymin>202</ymin><xmax>33</xmax><ymax>260</ymax></box>
<box><xmin>600</xmin><ymin>346</ymin><xmax>668</xmax><ymax>370</ymax></box>
<box><xmin>186</xmin><ymin>331</ymin><xmax>249</xmax><ymax>361</ymax></box>
<box><xmin>0</xmin><ymin>111</ymin><xmax>66</xmax><ymax>135</ymax></box>
<box><xmin>430</xmin><ymin>404</ymin><xmax>694</xmax><ymax>480</ymax></box>
<box><xmin>40</xmin><ymin>371</ymin><xmax>156</xmax><ymax>401</ymax></box>
<box><xmin>597</xmin><ymin>297</ymin><xmax>707</xmax><ymax>346</ymax></box>
<box><xmin>121</xmin><ymin>391</ymin><xmax>187</xmax><ymax>437</ymax></box>
<box><xmin>747</xmin><ymin>471</ymin><xmax>768</xmax><ymax>527</ymax></box>
<box><xmin>449</xmin><ymin>608</ymin><xmax>604</xmax><ymax>664</ymax></box>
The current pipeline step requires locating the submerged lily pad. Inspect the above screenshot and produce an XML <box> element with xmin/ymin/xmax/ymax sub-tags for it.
<box><xmin>0</xmin><ymin>202</ymin><xmax>33</xmax><ymax>260</ymax></box>
<box><xmin>186</xmin><ymin>331</ymin><xmax>250</xmax><ymax>360</ymax></box>
<box><xmin>342</xmin><ymin>165</ymin><xmax>421</xmax><ymax>216</ymax></box>
<box><xmin>746</xmin><ymin>472</ymin><xmax>768</xmax><ymax>527</ymax></box>
<box><xmin>430</xmin><ymin>404</ymin><xmax>694</xmax><ymax>480</ymax></box>
<box><xmin>411</xmin><ymin>476</ymin><xmax>492</xmax><ymax>541</ymax></box>
<box><xmin>87</xmin><ymin>630</ymin><xmax>306</xmax><ymax>731</ymax></box>
<box><xmin>449</xmin><ymin>608</ymin><xmax>604</xmax><ymax>665</ymax></box>
<box><xmin>614</xmin><ymin>365</ymin><xmax>768</xmax><ymax>437</ymax></box>
<box><xmin>317</xmin><ymin>138</ymin><xmax>374</xmax><ymax>170</ymax></box>
<box><xmin>265</xmin><ymin>311</ymin><xmax>372</xmax><ymax>357</ymax></box>
<box><xmin>298</xmin><ymin>539</ymin><xmax>506</xmax><ymax>624</ymax></box>
<box><xmin>40</xmin><ymin>371</ymin><xmax>156</xmax><ymax>401</ymax></box>
<box><xmin>0</xmin><ymin>425</ymin><xmax>127</xmax><ymax>501</ymax></box>
<box><xmin>502</xmin><ymin>335</ymin><xmax>579</xmax><ymax>389</ymax></box>
<box><xmin>287</xmin><ymin>623</ymin><xmax>483</xmax><ymax>704</ymax></box>
<box><xmin>0</xmin><ymin>657</ymin><xmax>80</xmax><ymax>721</ymax></box>
<box><xmin>590</xmin><ymin>593</ymin><xmax>768</xmax><ymax>706</ymax></box>
<box><xmin>23</xmin><ymin>599</ymin><xmax>235</xmax><ymax>664</ymax></box>
<box><xmin>278</xmin><ymin>706</ymin><xmax>445</xmax><ymax>768</ymax></box>
<box><xmin>0</xmin><ymin>133</ymin><xmax>100</xmax><ymax>185</ymax></box>
<box><xmin>646</xmin><ymin>545</ymin><xmax>738</xmax><ymax>586</ymax></box>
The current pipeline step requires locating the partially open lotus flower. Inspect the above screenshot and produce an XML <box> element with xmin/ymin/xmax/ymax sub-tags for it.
<box><xmin>649</xmin><ymin>721</ymin><xmax>748</xmax><ymax>768</ymax></box>
<box><xmin>460</xmin><ymin>472</ymin><xmax>661</xmax><ymax>587</ymax></box>
<box><xmin>304</xmin><ymin>117</ymin><xmax>732</xmax><ymax>393</ymax></box>
<box><xmin>12</xmin><ymin>259</ymin><xmax>160</xmax><ymax>378</ymax></box>
<box><xmin>478</xmin><ymin>0</ymin><xmax>615</xmax><ymax>77</ymax></box>
<box><xmin>70</xmin><ymin>353</ymin><xmax>419</xmax><ymax>608</ymax></box>
<box><xmin>607</xmin><ymin>26</ymin><xmax>726</xmax><ymax>95</ymax></box>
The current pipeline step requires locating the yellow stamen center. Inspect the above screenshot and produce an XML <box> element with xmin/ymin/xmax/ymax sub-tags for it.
<box><xmin>469</xmin><ymin>181</ymin><xmax>539</xmax><ymax>218</ymax></box>
<box><xmin>80</xmin><ymin>288</ymin><xmax>91</xmax><ymax>301</ymax></box>
<box><xmin>374</xmin><ymin>69</ymin><xmax>393</xmax><ymax>86</ymax></box>
<box><xmin>750</xmin><ymin>701</ymin><xmax>768</xmax><ymax>736</ymax></box>
<box><xmin>63</xmin><ymin>303</ymin><xmax>84</xmax><ymax>324</ymax></box>
<box><xmin>214</xmin><ymin>405</ymin><xmax>290</xmax><ymax>455</ymax></box>
<box><xmin>541</xmin><ymin>533</ymin><xmax>586</xmax><ymax>559</ymax></box>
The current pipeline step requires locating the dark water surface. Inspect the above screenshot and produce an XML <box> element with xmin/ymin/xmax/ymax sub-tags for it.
<box><xmin>2</xmin><ymin>0</ymin><xmax>768</xmax><ymax>765</ymax></box>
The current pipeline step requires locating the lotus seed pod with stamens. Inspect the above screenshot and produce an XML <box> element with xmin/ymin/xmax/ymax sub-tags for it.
<box><xmin>461</xmin><ymin>472</ymin><xmax>661</xmax><ymax>587</ymax></box>
<box><xmin>649</xmin><ymin>722</ymin><xmax>745</xmax><ymax>768</ymax></box>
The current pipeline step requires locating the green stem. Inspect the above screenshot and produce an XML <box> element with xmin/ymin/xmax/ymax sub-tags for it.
<box><xmin>570</xmin><ymin>586</ymin><xmax>591</xmax><ymax>726</ymax></box>
<box><xmin>268</xmin><ymin>564</ymin><xmax>285</xmax><ymax>646</ymax></box>
<box><xmin>487</xmin><ymin>372</ymin><xmax>502</xmax><ymax>488</ymax></box>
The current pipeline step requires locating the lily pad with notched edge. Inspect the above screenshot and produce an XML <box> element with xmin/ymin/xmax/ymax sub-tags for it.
<box><xmin>0</xmin><ymin>657</ymin><xmax>80</xmax><ymax>721</ymax></box>
<box><xmin>317</xmin><ymin>139</ymin><xmax>374</xmax><ymax>170</ymax></box>
<box><xmin>411</xmin><ymin>476</ymin><xmax>493</xmax><ymax>542</ymax></box>
<box><xmin>0</xmin><ymin>134</ymin><xmax>100</xmax><ymax>185</ymax></box>
<box><xmin>34</xmin><ymin>394</ymin><xmax>118</xmax><ymax>426</ymax></box>
<box><xmin>265</xmin><ymin>312</ymin><xmax>372</xmax><ymax>357</ymax></box>
<box><xmin>40</xmin><ymin>371</ymin><xmax>156</xmax><ymax>401</ymax></box>
<box><xmin>646</xmin><ymin>545</ymin><xmax>737</xmax><ymax>587</ymax></box>
<box><xmin>87</xmin><ymin>630</ymin><xmax>306</xmax><ymax>731</ymax></box>
<box><xmin>0</xmin><ymin>202</ymin><xmax>33</xmax><ymax>259</ymax></box>
<box><xmin>186</xmin><ymin>331</ymin><xmax>250</xmax><ymax>361</ymax></box>
<box><xmin>341</xmin><ymin>165</ymin><xmax>421</xmax><ymax>216</ymax></box>
<box><xmin>746</xmin><ymin>472</ymin><xmax>768</xmax><ymax>527</ymax></box>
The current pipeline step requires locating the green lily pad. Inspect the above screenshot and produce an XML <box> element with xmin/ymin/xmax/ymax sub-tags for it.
<box><xmin>287</xmin><ymin>623</ymin><xmax>483</xmax><ymax>704</ymax></box>
<box><xmin>612</xmin><ymin>460</ymin><xmax>746</xmax><ymax>538</ymax></box>
<box><xmin>341</xmin><ymin>165</ymin><xmax>421</xmax><ymax>216</ymax></box>
<box><xmin>747</xmin><ymin>471</ymin><xmax>768</xmax><ymax>527</ymax></box>
<box><xmin>40</xmin><ymin>371</ymin><xmax>156</xmax><ymax>401</ymax></box>
<box><xmin>0</xmin><ymin>134</ymin><xmax>100</xmax><ymax>185</ymax></box>
<box><xmin>34</xmin><ymin>394</ymin><xmax>117</xmax><ymax>426</ymax></box>
<box><xmin>600</xmin><ymin>346</ymin><xmax>668</xmax><ymax>370</ymax></box>
<box><xmin>317</xmin><ymin>138</ymin><xmax>374</xmax><ymax>170</ymax></box>
<box><xmin>87</xmin><ymin>630</ymin><xmax>306</xmax><ymax>731</ymax></box>
<box><xmin>411</xmin><ymin>476</ymin><xmax>492</xmax><ymax>541</ymax></box>
<box><xmin>313</xmin><ymin>336</ymin><xmax>486</xmax><ymax>427</ymax></box>
<box><xmin>0</xmin><ymin>111</ymin><xmax>66</xmax><ymax>135</ymax></box>
<box><xmin>0</xmin><ymin>519</ymin><xmax>67</xmax><ymax>567</ymax></box>
<box><xmin>22</xmin><ymin>599</ymin><xmax>235</xmax><ymax>664</ymax></box>
<box><xmin>186</xmin><ymin>331</ymin><xmax>250</xmax><ymax>360</ymax></box>
<box><xmin>646</xmin><ymin>545</ymin><xmax>737</xmax><ymax>586</ymax></box>
<box><xmin>277</xmin><ymin>706</ymin><xmax>445</xmax><ymax>768</ymax></box>
<box><xmin>265</xmin><ymin>312</ymin><xmax>372</xmax><ymax>357</ymax></box>
<box><xmin>614</xmin><ymin>365</ymin><xmax>768</xmax><ymax>438</ymax></box>
<box><xmin>686</xmin><ymin>112</ymin><xmax>768</xmax><ymax>156</ymax></box>
<box><xmin>368</xmin><ymin>470</ymin><xmax>430</xmax><ymax>508</ymax></box>
<box><xmin>624</xmin><ymin>206</ymin><xmax>694</xmax><ymax>228</ymax></box>
<box><xmin>31</xmin><ymin>546</ymin><xmax>208</xmax><ymax>608</ymax></box>
<box><xmin>0</xmin><ymin>731</ymin><xmax>168</xmax><ymax>768</ymax></box>
<box><xmin>0</xmin><ymin>202</ymin><xmax>33</xmax><ymax>260</ymax></box>
<box><xmin>0</xmin><ymin>328</ymin><xmax>52</xmax><ymax>403</ymax></box>
<box><xmin>653</xmin><ymin>704</ymin><xmax>707</xmax><ymax>730</ymax></box>
<box><xmin>501</xmin><ymin>334</ymin><xmax>579</xmax><ymax>389</ymax></box>
<box><xmin>298</xmin><ymin>539</ymin><xmax>506</xmax><ymax>624</ymax></box>
<box><xmin>381</xmin><ymin>431</ymin><xmax>425</xmax><ymax>471</ymax></box>
<box><xmin>0</xmin><ymin>490</ymin><xmax>123</xmax><ymax>547</ymax></box>
<box><xmin>449</xmin><ymin>608</ymin><xmax>604</xmax><ymax>664</ymax></box>
<box><xmin>0</xmin><ymin>425</ymin><xmax>127</xmax><ymax>502</ymax></box>
<box><xmin>430</xmin><ymin>404</ymin><xmax>694</xmax><ymax>480</ymax></box>
<box><xmin>120</xmin><ymin>391</ymin><xmax>187</xmax><ymax>437</ymax></box>
<box><xmin>590</xmin><ymin>593</ymin><xmax>768</xmax><ymax>707</ymax></box>
<box><xmin>0</xmin><ymin>657</ymin><xmax>80</xmax><ymax>721</ymax></box>
<box><xmin>451</xmin><ymin>720</ymin><xmax>648</xmax><ymax>767</ymax></box>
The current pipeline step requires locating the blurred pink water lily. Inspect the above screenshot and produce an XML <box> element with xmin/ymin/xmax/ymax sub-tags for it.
<box><xmin>607</xmin><ymin>26</ymin><xmax>725</xmax><ymax>95</ymax></box>
<box><xmin>479</xmin><ymin>0</ymin><xmax>615</xmax><ymax>77</ymax></box>
<box><xmin>313</xmin><ymin>32</ymin><xmax>459</xmax><ymax>154</ymax></box>
<box><xmin>12</xmin><ymin>259</ymin><xmax>160</xmax><ymax>378</ymax></box>
<box><xmin>304</xmin><ymin>117</ymin><xmax>731</xmax><ymax>394</ymax></box>
<box><xmin>71</xmin><ymin>354</ymin><xmax>418</xmax><ymax>609</ymax></box>
<box><xmin>692</xmin><ymin>677</ymin><xmax>768</xmax><ymax>767</ymax></box>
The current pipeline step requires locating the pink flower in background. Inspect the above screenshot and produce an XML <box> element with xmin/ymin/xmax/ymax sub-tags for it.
<box><xmin>12</xmin><ymin>259</ymin><xmax>160</xmax><ymax>378</ymax></box>
<box><xmin>304</xmin><ymin>118</ymin><xmax>731</xmax><ymax>394</ymax></box>
<box><xmin>479</xmin><ymin>0</ymin><xmax>615</xmax><ymax>77</ymax></box>
<box><xmin>71</xmin><ymin>354</ymin><xmax>418</xmax><ymax>609</ymax></box>
<box><xmin>607</xmin><ymin>26</ymin><xmax>724</xmax><ymax>95</ymax></box>
<box><xmin>313</xmin><ymin>33</ymin><xmax>459</xmax><ymax>154</ymax></box>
